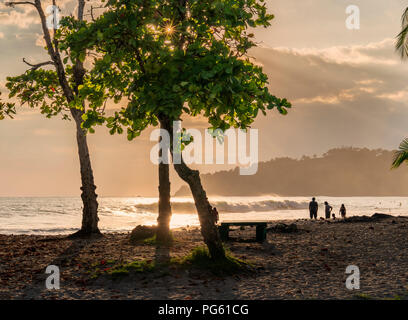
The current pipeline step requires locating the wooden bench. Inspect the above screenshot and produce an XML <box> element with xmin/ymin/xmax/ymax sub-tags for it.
<box><xmin>218</xmin><ymin>221</ymin><xmax>268</xmax><ymax>243</ymax></box>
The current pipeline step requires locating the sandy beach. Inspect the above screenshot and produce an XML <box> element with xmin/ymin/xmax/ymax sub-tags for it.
<box><xmin>1</xmin><ymin>214</ymin><xmax>408</xmax><ymax>300</ymax></box>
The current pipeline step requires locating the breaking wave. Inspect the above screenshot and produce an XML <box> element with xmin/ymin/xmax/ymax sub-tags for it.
<box><xmin>134</xmin><ymin>199</ymin><xmax>309</xmax><ymax>214</ymax></box>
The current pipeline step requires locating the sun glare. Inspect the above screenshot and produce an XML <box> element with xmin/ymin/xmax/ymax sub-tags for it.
<box><xmin>165</xmin><ymin>24</ymin><xmax>175</xmax><ymax>35</ymax></box>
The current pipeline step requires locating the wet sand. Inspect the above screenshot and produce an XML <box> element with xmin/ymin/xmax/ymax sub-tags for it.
<box><xmin>1</xmin><ymin>215</ymin><xmax>408</xmax><ymax>300</ymax></box>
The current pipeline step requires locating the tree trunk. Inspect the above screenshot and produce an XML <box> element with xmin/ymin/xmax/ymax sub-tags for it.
<box><xmin>156</xmin><ymin>119</ymin><xmax>173</xmax><ymax>243</ymax></box>
<box><xmin>173</xmin><ymin>161</ymin><xmax>225</xmax><ymax>260</ymax></box>
<box><xmin>68</xmin><ymin>110</ymin><xmax>100</xmax><ymax>238</ymax></box>
<box><xmin>161</xmin><ymin>117</ymin><xmax>225</xmax><ymax>260</ymax></box>
<box><xmin>27</xmin><ymin>0</ymin><xmax>100</xmax><ymax>238</ymax></box>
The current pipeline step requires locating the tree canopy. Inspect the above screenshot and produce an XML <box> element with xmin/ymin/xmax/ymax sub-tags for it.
<box><xmin>6</xmin><ymin>69</ymin><xmax>71</xmax><ymax>120</ymax></box>
<box><xmin>61</xmin><ymin>0</ymin><xmax>291</xmax><ymax>138</ymax></box>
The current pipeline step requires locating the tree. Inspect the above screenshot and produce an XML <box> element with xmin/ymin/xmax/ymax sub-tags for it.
<box><xmin>393</xmin><ymin>8</ymin><xmax>408</xmax><ymax>169</ymax></box>
<box><xmin>65</xmin><ymin>0</ymin><xmax>291</xmax><ymax>259</ymax></box>
<box><xmin>396</xmin><ymin>7</ymin><xmax>408</xmax><ymax>59</ymax></box>
<box><xmin>392</xmin><ymin>139</ymin><xmax>408</xmax><ymax>169</ymax></box>
<box><xmin>5</xmin><ymin>0</ymin><xmax>100</xmax><ymax>237</ymax></box>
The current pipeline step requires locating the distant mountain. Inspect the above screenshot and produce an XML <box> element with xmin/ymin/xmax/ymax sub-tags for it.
<box><xmin>175</xmin><ymin>147</ymin><xmax>408</xmax><ymax>197</ymax></box>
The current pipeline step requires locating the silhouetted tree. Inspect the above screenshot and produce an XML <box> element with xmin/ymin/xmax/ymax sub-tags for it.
<box><xmin>5</xmin><ymin>0</ymin><xmax>100</xmax><ymax>237</ymax></box>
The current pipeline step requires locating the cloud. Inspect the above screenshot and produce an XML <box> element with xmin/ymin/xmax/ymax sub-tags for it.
<box><xmin>0</xmin><ymin>5</ymin><xmax>38</xmax><ymax>29</ymax></box>
<box><xmin>355</xmin><ymin>79</ymin><xmax>384</xmax><ymax>86</ymax></box>
<box><xmin>294</xmin><ymin>91</ymin><xmax>352</xmax><ymax>105</ymax></box>
<box><xmin>376</xmin><ymin>88</ymin><xmax>408</xmax><ymax>102</ymax></box>
<box><xmin>243</xmin><ymin>37</ymin><xmax>408</xmax><ymax>162</ymax></box>
<box><xmin>251</xmin><ymin>38</ymin><xmax>408</xmax><ymax>109</ymax></box>
<box><xmin>35</xmin><ymin>33</ymin><xmax>45</xmax><ymax>47</ymax></box>
<box><xmin>0</xmin><ymin>0</ymin><xmax>106</xmax><ymax>30</ymax></box>
<box><xmin>293</xmin><ymin>86</ymin><xmax>383</xmax><ymax>105</ymax></box>
<box><xmin>272</xmin><ymin>39</ymin><xmax>397</xmax><ymax>66</ymax></box>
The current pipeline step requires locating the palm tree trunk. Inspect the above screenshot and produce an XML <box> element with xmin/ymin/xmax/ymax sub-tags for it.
<box><xmin>68</xmin><ymin>110</ymin><xmax>100</xmax><ymax>237</ymax></box>
<box><xmin>161</xmin><ymin>116</ymin><xmax>225</xmax><ymax>260</ymax></box>
<box><xmin>156</xmin><ymin>119</ymin><xmax>173</xmax><ymax>243</ymax></box>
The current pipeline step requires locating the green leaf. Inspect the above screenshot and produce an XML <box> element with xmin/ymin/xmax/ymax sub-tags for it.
<box><xmin>78</xmin><ymin>52</ymin><xmax>86</xmax><ymax>63</ymax></box>
<box><xmin>103</xmin><ymin>54</ymin><xmax>112</xmax><ymax>64</ymax></box>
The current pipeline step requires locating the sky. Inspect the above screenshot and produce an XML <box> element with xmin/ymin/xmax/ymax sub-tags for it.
<box><xmin>0</xmin><ymin>0</ymin><xmax>408</xmax><ymax>196</ymax></box>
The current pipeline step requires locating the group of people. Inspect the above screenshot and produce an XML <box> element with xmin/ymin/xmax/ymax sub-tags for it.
<box><xmin>308</xmin><ymin>197</ymin><xmax>346</xmax><ymax>220</ymax></box>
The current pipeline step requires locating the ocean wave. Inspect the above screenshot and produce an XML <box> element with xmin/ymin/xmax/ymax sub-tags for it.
<box><xmin>0</xmin><ymin>227</ymin><xmax>134</xmax><ymax>235</ymax></box>
<box><xmin>133</xmin><ymin>199</ymin><xmax>308</xmax><ymax>214</ymax></box>
<box><xmin>0</xmin><ymin>227</ymin><xmax>80</xmax><ymax>235</ymax></box>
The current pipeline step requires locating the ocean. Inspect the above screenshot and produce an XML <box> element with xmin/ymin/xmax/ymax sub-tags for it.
<box><xmin>0</xmin><ymin>196</ymin><xmax>407</xmax><ymax>235</ymax></box>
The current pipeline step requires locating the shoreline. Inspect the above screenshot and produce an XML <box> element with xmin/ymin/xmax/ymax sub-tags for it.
<box><xmin>2</xmin><ymin>211</ymin><xmax>408</xmax><ymax>237</ymax></box>
<box><xmin>3</xmin><ymin>212</ymin><xmax>398</xmax><ymax>235</ymax></box>
<box><xmin>1</xmin><ymin>214</ymin><xmax>408</xmax><ymax>300</ymax></box>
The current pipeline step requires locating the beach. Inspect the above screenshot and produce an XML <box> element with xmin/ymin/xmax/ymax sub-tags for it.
<box><xmin>1</xmin><ymin>214</ymin><xmax>408</xmax><ymax>300</ymax></box>
<box><xmin>1</xmin><ymin>196</ymin><xmax>407</xmax><ymax>235</ymax></box>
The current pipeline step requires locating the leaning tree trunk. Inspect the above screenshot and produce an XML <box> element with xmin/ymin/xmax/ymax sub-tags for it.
<box><xmin>156</xmin><ymin>119</ymin><xmax>173</xmax><ymax>243</ymax></box>
<box><xmin>174</xmin><ymin>162</ymin><xmax>225</xmax><ymax>260</ymax></box>
<box><xmin>68</xmin><ymin>109</ymin><xmax>100</xmax><ymax>237</ymax></box>
<box><xmin>162</xmin><ymin>117</ymin><xmax>225</xmax><ymax>260</ymax></box>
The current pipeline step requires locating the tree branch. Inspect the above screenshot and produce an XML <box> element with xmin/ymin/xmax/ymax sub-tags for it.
<box><xmin>22</xmin><ymin>58</ymin><xmax>55</xmax><ymax>70</ymax></box>
<box><xmin>86</xmin><ymin>5</ymin><xmax>105</xmax><ymax>21</ymax></box>
<box><xmin>77</xmin><ymin>0</ymin><xmax>85</xmax><ymax>21</ymax></box>
<box><xmin>135</xmin><ymin>50</ymin><xmax>146</xmax><ymax>74</ymax></box>
<box><xmin>30</xmin><ymin>0</ymin><xmax>74</xmax><ymax>102</ymax></box>
<box><xmin>5</xmin><ymin>1</ymin><xmax>35</xmax><ymax>7</ymax></box>
<box><xmin>72</xmin><ymin>0</ymin><xmax>87</xmax><ymax>95</ymax></box>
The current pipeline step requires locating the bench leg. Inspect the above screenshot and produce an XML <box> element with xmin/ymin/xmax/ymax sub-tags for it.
<box><xmin>219</xmin><ymin>225</ymin><xmax>229</xmax><ymax>242</ymax></box>
<box><xmin>256</xmin><ymin>225</ymin><xmax>266</xmax><ymax>243</ymax></box>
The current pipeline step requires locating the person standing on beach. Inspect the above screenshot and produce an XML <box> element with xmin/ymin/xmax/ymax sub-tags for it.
<box><xmin>212</xmin><ymin>207</ymin><xmax>219</xmax><ymax>223</ymax></box>
<box><xmin>324</xmin><ymin>201</ymin><xmax>333</xmax><ymax>219</ymax></box>
<box><xmin>340</xmin><ymin>204</ymin><xmax>346</xmax><ymax>219</ymax></box>
<box><xmin>309</xmin><ymin>197</ymin><xmax>318</xmax><ymax>220</ymax></box>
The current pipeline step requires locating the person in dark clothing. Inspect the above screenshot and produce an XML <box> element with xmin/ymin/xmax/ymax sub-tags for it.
<box><xmin>339</xmin><ymin>204</ymin><xmax>346</xmax><ymax>219</ymax></box>
<box><xmin>212</xmin><ymin>207</ymin><xmax>219</xmax><ymax>223</ymax></box>
<box><xmin>324</xmin><ymin>201</ymin><xmax>333</xmax><ymax>219</ymax></box>
<box><xmin>309</xmin><ymin>197</ymin><xmax>318</xmax><ymax>219</ymax></box>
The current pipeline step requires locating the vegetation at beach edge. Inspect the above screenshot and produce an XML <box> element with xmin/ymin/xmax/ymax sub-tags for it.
<box><xmin>90</xmin><ymin>245</ymin><xmax>254</xmax><ymax>279</ymax></box>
